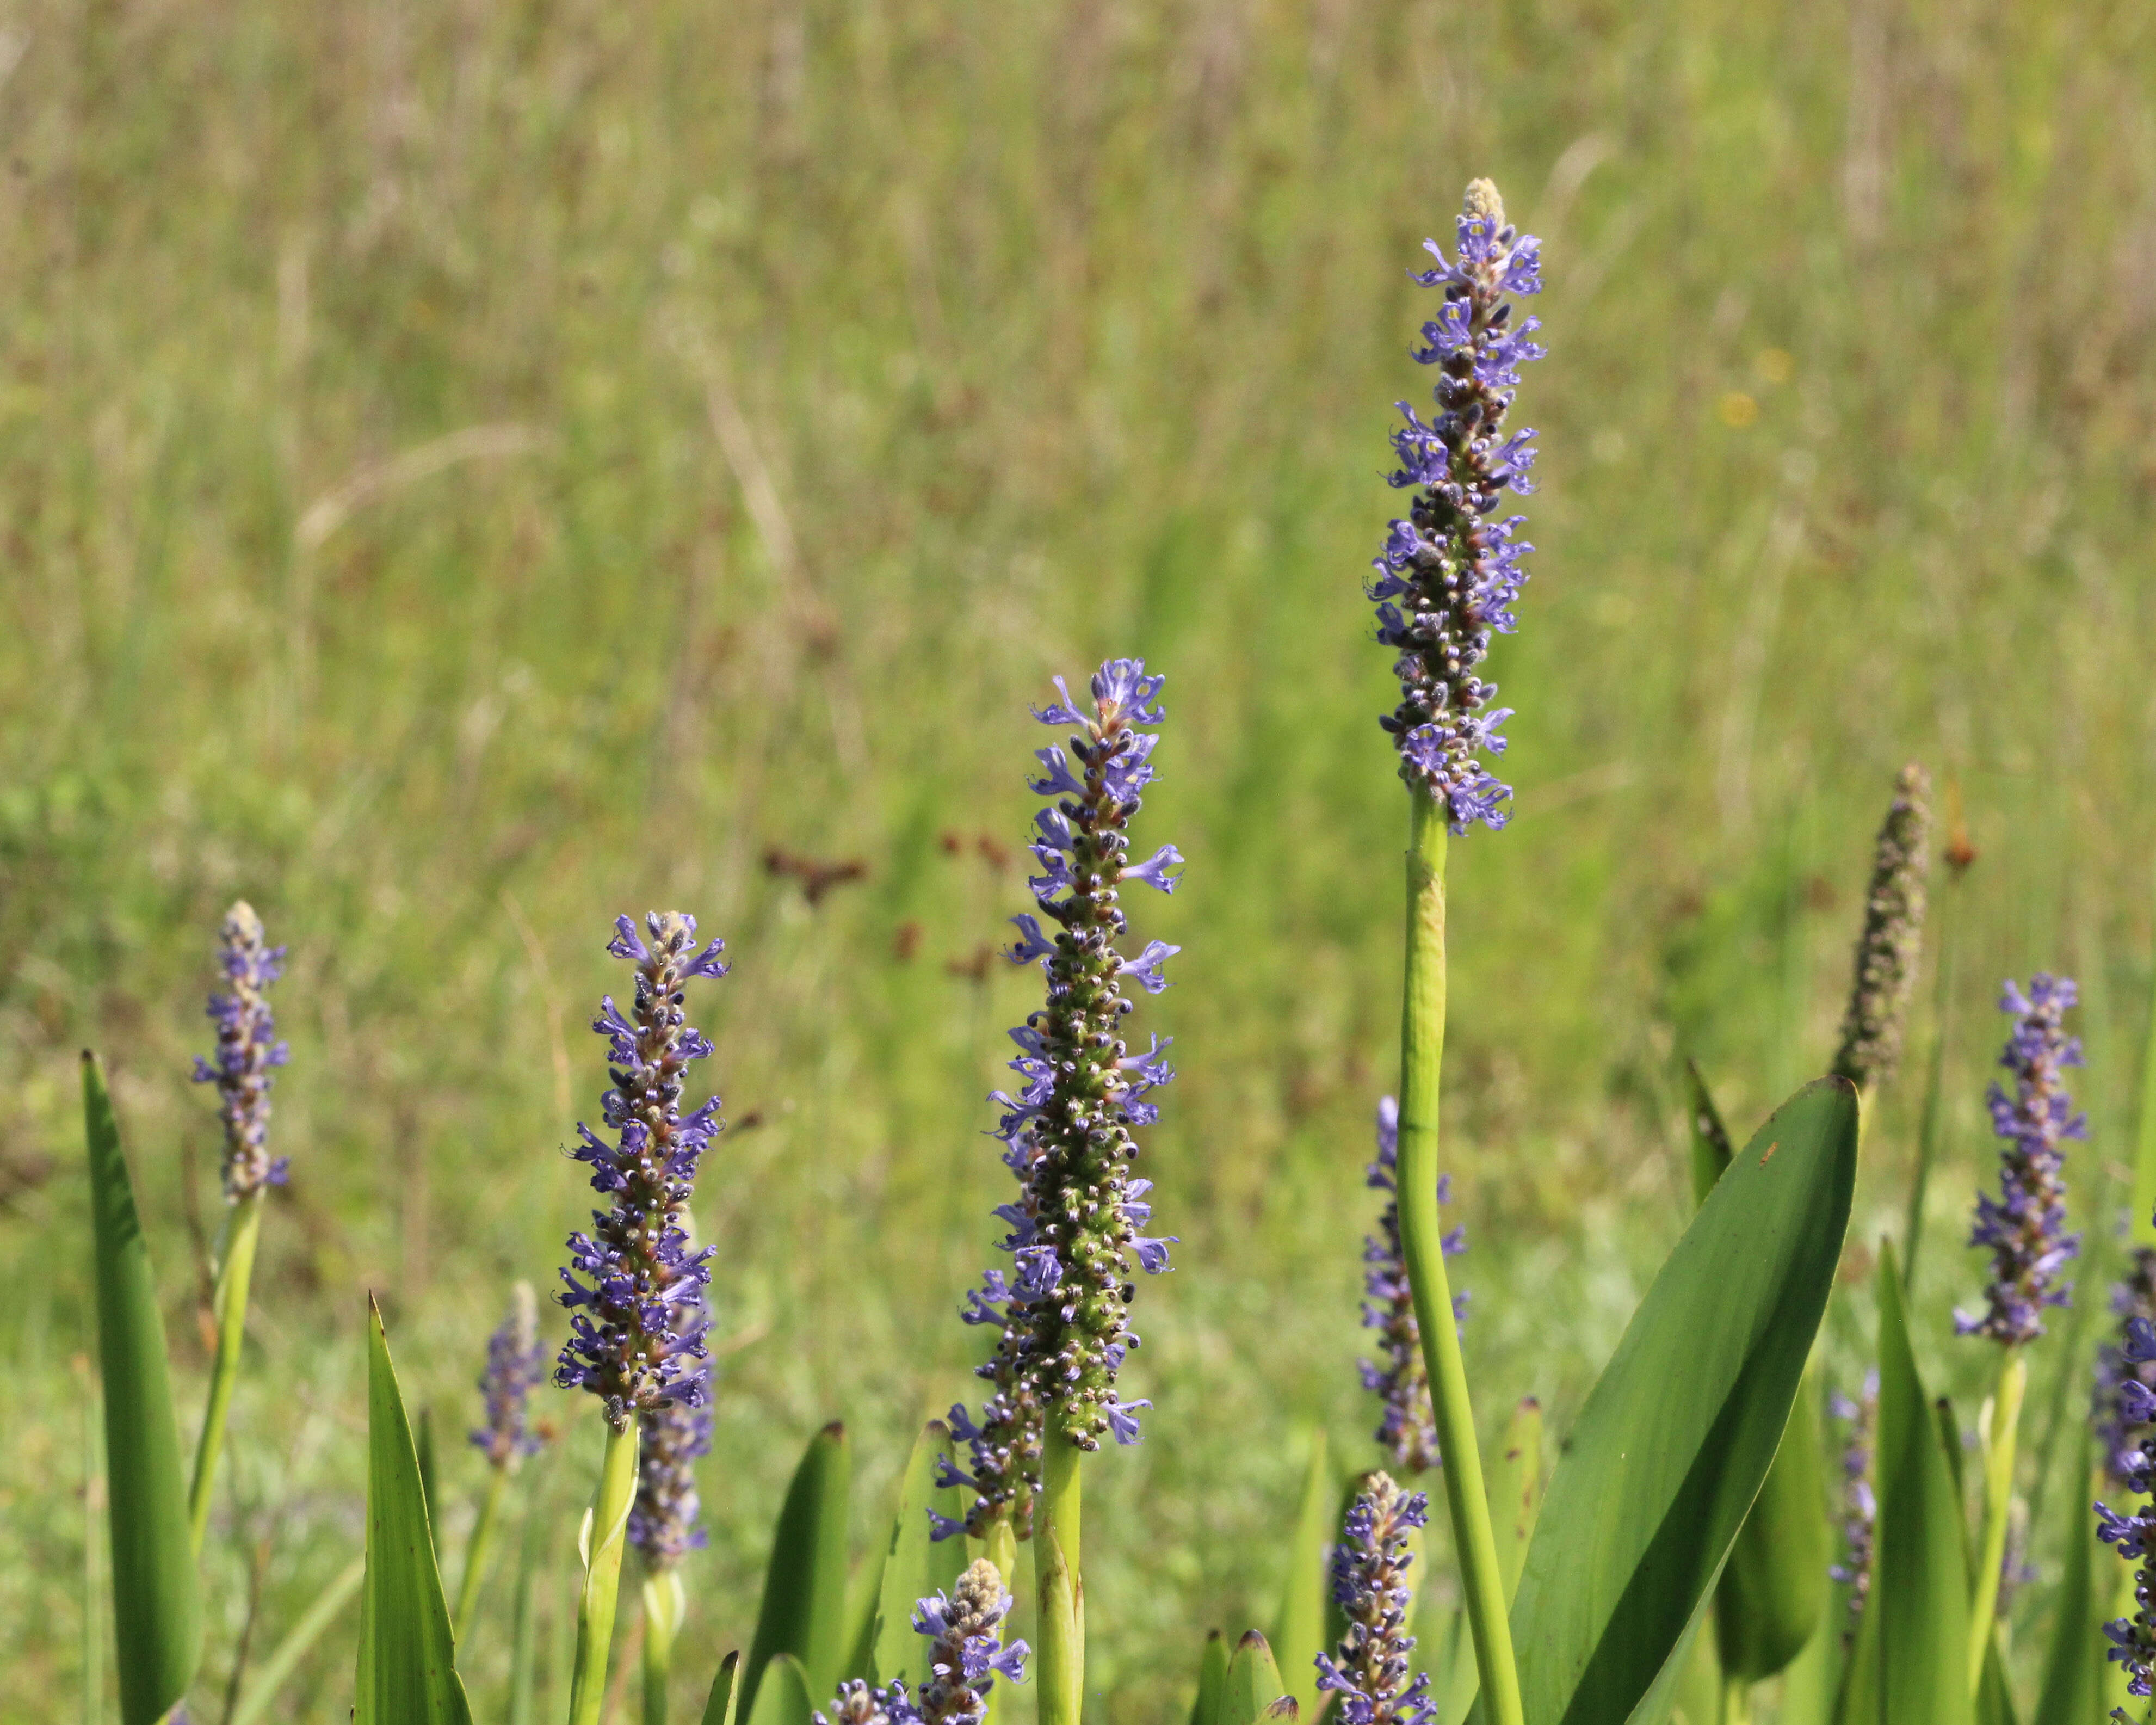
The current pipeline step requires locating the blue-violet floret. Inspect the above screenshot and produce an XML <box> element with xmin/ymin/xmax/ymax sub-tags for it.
<box><xmin>1315</xmin><ymin>1473</ymin><xmax>1435</xmax><ymax>1725</ymax></box>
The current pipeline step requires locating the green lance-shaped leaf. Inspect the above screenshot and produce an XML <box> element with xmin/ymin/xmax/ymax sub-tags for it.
<box><xmin>700</xmin><ymin>1650</ymin><xmax>743</xmax><ymax>1725</ymax></box>
<box><xmin>1503</xmin><ymin>1076</ymin><xmax>1857</xmax><ymax>1725</ymax></box>
<box><xmin>743</xmin><ymin>1421</ymin><xmax>852</xmax><ymax>1717</ymax></box>
<box><xmin>355</xmin><ymin>1296</ymin><xmax>475</xmax><ymax>1725</ymax></box>
<box><xmin>2031</xmin><ymin>1437</ymin><xmax>2105</xmax><ymax>1725</ymax></box>
<box><xmin>871</xmin><ymin>1420</ymin><xmax>967</xmax><ymax>1690</ymax></box>
<box><xmin>1682</xmin><ymin>1059</ymin><xmax>1735</xmax><ymax>1205</ymax></box>
<box><xmin>1839</xmin><ymin>1244</ymin><xmax>1972</xmax><ymax>1725</ymax></box>
<box><xmin>1192</xmin><ymin>1631</ymin><xmax>1228</xmax><ymax>1725</ymax></box>
<box><xmin>1220</xmin><ymin>1630</ymin><xmax>1292</xmax><ymax>1725</ymax></box>
<box><xmin>83</xmin><ymin>1051</ymin><xmax>203</xmax><ymax>1725</ymax></box>
<box><xmin>746</xmin><ymin>1652</ymin><xmax>816</xmax><ymax>1725</ymax></box>
<box><xmin>1271</xmin><ymin>1428</ymin><xmax>1332</xmax><ymax>1720</ymax></box>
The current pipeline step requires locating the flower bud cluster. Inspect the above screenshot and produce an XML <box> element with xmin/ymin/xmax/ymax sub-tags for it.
<box><xmin>191</xmin><ymin>900</ymin><xmax>292</xmax><ymax>1201</ymax></box>
<box><xmin>554</xmin><ymin>913</ymin><xmax>729</xmax><ymax>1430</ymax></box>
<box><xmin>940</xmin><ymin>661</ymin><xmax>1182</xmax><ymax>1538</ymax></box>
<box><xmin>1314</xmin><ymin>1473</ymin><xmax>1435</xmax><ymax>1725</ymax></box>
<box><xmin>813</xmin><ymin>1560</ymin><xmax>1028</xmax><ymax>1725</ymax></box>
<box><xmin>1830</xmin><ymin>764</ymin><xmax>1932</xmax><ymax>1090</ymax></box>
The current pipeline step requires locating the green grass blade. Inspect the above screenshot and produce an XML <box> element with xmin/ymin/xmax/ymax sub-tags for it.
<box><xmin>1270</xmin><ymin>1428</ymin><xmax>1331</xmax><ymax>1721</ymax></box>
<box><xmin>1682</xmin><ymin>1059</ymin><xmax>1734</xmax><ymax>1206</ymax></box>
<box><xmin>746</xmin><ymin>1652</ymin><xmax>814</xmax><ymax>1725</ymax></box>
<box><xmin>355</xmin><ymin>1296</ymin><xmax>474</xmax><ymax>1725</ymax></box>
<box><xmin>1838</xmin><ymin>1245</ymin><xmax>1972</xmax><ymax>1725</ymax></box>
<box><xmin>1191</xmin><ymin>1630</ymin><xmax>1227</xmax><ymax>1725</ymax></box>
<box><xmin>701</xmin><ymin>1650</ymin><xmax>743</xmax><ymax>1725</ymax></box>
<box><xmin>872</xmin><ymin>1420</ymin><xmax>966</xmax><ymax>1691</ymax></box>
<box><xmin>1220</xmin><ymin>1631</ymin><xmax>1289</xmax><ymax>1725</ymax></box>
<box><xmin>82</xmin><ymin>1052</ymin><xmax>202</xmax><ymax>1725</ymax></box>
<box><xmin>2030</xmin><ymin>1433</ymin><xmax>2103</xmax><ymax>1725</ymax></box>
<box><xmin>743</xmin><ymin>1422</ymin><xmax>852</xmax><ymax>1717</ymax></box>
<box><xmin>228</xmin><ymin>1555</ymin><xmax>365</xmax><ymax>1725</ymax></box>
<box><xmin>1506</xmin><ymin>1076</ymin><xmax>1858</xmax><ymax>1725</ymax></box>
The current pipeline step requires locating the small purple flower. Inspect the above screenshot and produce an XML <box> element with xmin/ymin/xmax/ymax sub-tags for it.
<box><xmin>1955</xmin><ymin>976</ymin><xmax>2084</xmax><ymax>1346</ymax></box>
<box><xmin>2098</xmin><ymin>1314</ymin><xmax>2156</xmax><ymax>1695</ymax></box>
<box><xmin>910</xmin><ymin>1559</ymin><xmax>1029</xmax><ymax>1725</ymax></box>
<box><xmin>553</xmin><ymin>913</ymin><xmax>729</xmax><ymax>1431</ymax></box>
<box><xmin>1827</xmin><ymin>1372</ymin><xmax>1879</xmax><ymax>1644</ymax></box>
<box><xmin>190</xmin><ymin>901</ymin><xmax>292</xmax><ymax>1202</ymax></box>
<box><xmin>2099</xmin><ymin>1250</ymin><xmax>2156</xmax><ymax>1488</ymax></box>
<box><xmin>1314</xmin><ymin>1473</ymin><xmax>1436</xmax><ymax>1725</ymax></box>
<box><xmin>814</xmin><ymin>1681</ymin><xmax>921</xmax><ymax>1725</ymax></box>
<box><xmin>1357</xmin><ymin>1096</ymin><xmax>1465</xmax><ymax>1476</ymax></box>
<box><xmin>628</xmin><ymin>1287</ymin><xmax>715</xmax><ymax>1568</ymax></box>
<box><xmin>1370</xmin><ymin>180</ymin><xmax>1544</xmax><ymax>834</ymax></box>
<box><xmin>469</xmin><ymin>1282</ymin><xmax>546</xmax><ymax>1469</ymax></box>
<box><xmin>944</xmin><ymin>662</ymin><xmax>1183</xmax><ymax>1539</ymax></box>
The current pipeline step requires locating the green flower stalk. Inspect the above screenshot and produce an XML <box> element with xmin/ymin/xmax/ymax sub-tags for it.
<box><xmin>1366</xmin><ymin>181</ymin><xmax>1543</xmax><ymax>1725</ymax></box>
<box><xmin>186</xmin><ymin>900</ymin><xmax>291</xmax><ymax>1556</ymax></box>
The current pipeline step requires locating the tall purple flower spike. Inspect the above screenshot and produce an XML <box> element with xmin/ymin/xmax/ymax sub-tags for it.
<box><xmin>2096</xmin><ymin>1315</ymin><xmax>2156</xmax><ymax>1695</ymax></box>
<box><xmin>814</xmin><ymin>1560</ymin><xmax>1028</xmax><ymax>1725</ymax></box>
<box><xmin>191</xmin><ymin>900</ymin><xmax>292</xmax><ymax>1202</ymax></box>
<box><xmin>629</xmin><ymin>1287</ymin><xmax>715</xmax><ymax>1567</ymax></box>
<box><xmin>1955</xmin><ymin>975</ymin><xmax>2083</xmax><ymax>1346</ymax></box>
<box><xmin>1315</xmin><ymin>1473</ymin><xmax>1436</xmax><ymax>1725</ymax></box>
<box><xmin>1370</xmin><ymin>180</ymin><xmax>1544</xmax><ymax>834</ymax></box>
<box><xmin>1358</xmin><ymin>1096</ymin><xmax>1465</xmax><ymax>1475</ymax></box>
<box><xmin>2097</xmin><ymin>1249</ymin><xmax>2156</xmax><ymax>1489</ymax></box>
<box><xmin>553</xmin><ymin>912</ymin><xmax>730</xmax><ymax>1431</ymax></box>
<box><xmin>471</xmin><ymin>1282</ymin><xmax>546</xmax><ymax>1469</ymax></box>
<box><xmin>939</xmin><ymin>660</ymin><xmax>1182</xmax><ymax>1540</ymax></box>
<box><xmin>1827</xmin><ymin>1372</ymin><xmax>1878</xmax><ymax>1643</ymax></box>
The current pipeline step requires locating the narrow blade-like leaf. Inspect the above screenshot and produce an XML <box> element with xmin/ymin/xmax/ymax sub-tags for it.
<box><xmin>1220</xmin><ymin>1631</ymin><xmax>1289</xmax><ymax>1725</ymax></box>
<box><xmin>701</xmin><ymin>1650</ymin><xmax>743</xmax><ymax>1725</ymax></box>
<box><xmin>1506</xmin><ymin>1076</ymin><xmax>1858</xmax><ymax>1725</ymax></box>
<box><xmin>1271</xmin><ymin>1430</ymin><xmax>1331</xmax><ymax>1720</ymax></box>
<box><xmin>356</xmin><ymin>1296</ymin><xmax>475</xmax><ymax>1725</ymax></box>
<box><xmin>2031</xmin><ymin>1438</ymin><xmax>2101</xmax><ymax>1725</ymax></box>
<box><xmin>872</xmin><ymin>1420</ymin><xmax>966</xmax><ymax>1691</ymax></box>
<box><xmin>1682</xmin><ymin>1059</ymin><xmax>1734</xmax><ymax>1205</ymax></box>
<box><xmin>1193</xmin><ymin>1630</ymin><xmax>1228</xmax><ymax>1725</ymax></box>
<box><xmin>83</xmin><ymin>1051</ymin><xmax>202</xmax><ymax>1725</ymax></box>
<box><xmin>746</xmin><ymin>1652</ymin><xmax>815</xmax><ymax>1725</ymax></box>
<box><xmin>744</xmin><ymin>1422</ymin><xmax>852</xmax><ymax>1716</ymax></box>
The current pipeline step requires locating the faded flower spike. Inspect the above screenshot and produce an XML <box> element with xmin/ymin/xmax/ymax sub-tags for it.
<box><xmin>2097</xmin><ymin>1249</ymin><xmax>2156</xmax><ymax>1487</ymax></box>
<box><xmin>912</xmin><ymin>1558</ymin><xmax>1030</xmax><ymax>1725</ymax></box>
<box><xmin>1827</xmin><ymin>1373</ymin><xmax>1879</xmax><ymax>1641</ymax></box>
<box><xmin>1955</xmin><ymin>975</ymin><xmax>2084</xmax><ymax>1345</ymax></box>
<box><xmin>1315</xmin><ymin>1473</ymin><xmax>1436</xmax><ymax>1725</ymax></box>
<box><xmin>1830</xmin><ymin>764</ymin><xmax>1932</xmax><ymax>1090</ymax></box>
<box><xmin>629</xmin><ymin>1286</ymin><xmax>715</xmax><ymax>1566</ymax></box>
<box><xmin>938</xmin><ymin>660</ymin><xmax>1182</xmax><ymax>1538</ymax></box>
<box><xmin>554</xmin><ymin>912</ymin><xmax>730</xmax><ymax>1430</ymax></box>
<box><xmin>816</xmin><ymin>1681</ymin><xmax>921</xmax><ymax>1725</ymax></box>
<box><xmin>1358</xmin><ymin>1096</ymin><xmax>1465</xmax><ymax>1475</ymax></box>
<box><xmin>191</xmin><ymin>900</ymin><xmax>292</xmax><ymax>1202</ymax></box>
<box><xmin>471</xmin><ymin>1282</ymin><xmax>546</xmax><ymax>1468</ymax></box>
<box><xmin>1369</xmin><ymin>179</ymin><xmax>1543</xmax><ymax>833</ymax></box>
<box><xmin>2096</xmin><ymin>1315</ymin><xmax>2156</xmax><ymax>1695</ymax></box>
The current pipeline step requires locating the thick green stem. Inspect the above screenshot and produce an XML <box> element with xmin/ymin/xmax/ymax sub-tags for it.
<box><xmin>1398</xmin><ymin>790</ymin><xmax>1524</xmax><ymax>1725</ymax></box>
<box><xmin>1034</xmin><ymin>1428</ymin><xmax>1085</xmax><ymax>1725</ymax></box>
<box><xmin>569</xmin><ymin>1418</ymin><xmax>641</xmax><ymax>1725</ymax></box>
<box><xmin>188</xmin><ymin>1188</ymin><xmax>263</xmax><ymax>1556</ymax></box>
<box><xmin>642</xmin><ymin>1569</ymin><xmax>686</xmax><ymax>1725</ymax></box>
<box><xmin>1719</xmin><ymin>1674</ymin><xmax>1751</xmax><ymax>1725</ymax></box>
<box><xmin>454</xmin><ymin>1463</ymin><xmax>510</xmax><ymax>1644</ymax></box>
<box><xmin>1966</xmin><ymin>1350</ymin><xmax>2025</xmax><ymax>1698</ymax></box>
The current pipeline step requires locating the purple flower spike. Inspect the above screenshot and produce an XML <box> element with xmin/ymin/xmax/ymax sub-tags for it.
<box><xmin>2099</xmin><ymin>1248</ymin><xmax>2156</xmax><ymax>1692</ymax></box>
<box><xmin>1357</xmin><ymin>1096</ymin><xmax>1465</xmax><ymax>1476</ymax></box>
<box><xmin>1371</xmin><ymin>180</ymin><xmax>1543</xmax><ymax>834</ymax></box>
<box><xmin>2098</xmin><ymin>1250</ymin><xmax>2156</xmax><ymax>1488</ymax></box>
<box><xmin>1314</xmin><ymin>1473</ymin><xmax>1436</xmax><ymax>1725</ymax></box>
<box><xmin>910</xmin><ymin>1559</ymin><xmax>1028</xmax><ymax>1725</ymax></box>
<box><xmin>815</xmin><ymin>1681</ymin><xmax>921</xmax><ymax>1725</ymax></box>
<box><xmin>943</xmin><ymin>662</ymin><xmax>1183</xmax><ymax>1539</ymax></box>
<box><xmin>1827</xmin><ymin>1371</ymin><xmax>1879</xmax><ymax>1643</ymax></box>
<box><xmin>553</xmin><ymin>912</ymin><xmax>727</xmax><ymax>1431</ymax></box>
<box><xmin>191</xmin><ymin>901</ymin><xmax>291</xmax><ymax>1203</ymax></box>
<box><xmin>1955</xmin><ymin>975</ymin><xmax>2084</xmax><ymax>1347</ymax></box>
<box><xmin>470</xmin><ymin>1282</ymin><xmax>547</xmax><ymax>1469</ymax></box>
<box><xmin>629</xmin><ymin>1284</ymin><xmax>715</xmax><ymax>1568</ymax></box>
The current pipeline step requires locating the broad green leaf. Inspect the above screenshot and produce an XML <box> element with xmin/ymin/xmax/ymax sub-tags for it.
<box><xmin>1490</xmin><ymin>1397</ymin><xmax>1545</xmax><ymax>1600</ymax></box>
<box><xmin>746</xmin><ymin>1652</ymin><xmax>814</xmax><ymax>1725</ymax></box>
<box><xmin>1714</xmin><ymin>1367</ymin><xmax>1828</xmax><ymax>1681</ymax></box>
<box><xmin>701</xmin><ymin>1651</ymin><xmax>743</xmax><ymax>1725</ymax></box>
<box><xmin>83</xmin><ymin>1051</ymin><xmax>202</xmax><ymax>1725</ymax></box>
<box><xmin>1506</xmin><ymin>1077</ymin><xmax>1858</xmax><ymax>1725</ymax></box>
<box><xmin>1839</xmin><ymin>1245</ymin><xmax>1971</xmax><ymax>1725</ymax></box>
<box><xmin>1193</xmin><ymin>1630</ymin><xmax>1227</xmax><ymax>1725</ymax></box>
<box><xmin>1640</xmin><ymin>1594</ymin><xmax>1715</xmax><ymax>1725</ymax></box>
<box><xmin>2030</xmin><ymin>1439</ymin><xmax>2102</xmax><ymax>1725</ymax></box>
<box><xmin>1220</xmin><ymin>1631</ymin><xmax>1289</xmax><ymax>1725</ymax></box>
<box><xmin>743</xmin><ymin>1422</ymin><xmax>852</xmax><ymax>1717</ymax></box>
<box><xmin>1682</xmin><ymin>1059</ymin><xmax>1734</xmax><ymax>1206</ymax></box>
<box><xmin>356</xmin><ymin>1297</ymin><xmax>475</xmax><ymax>1725</ymax></box>
<box><xmin>872</xmin><ymin>1420</ymin><xmax>968</xmax><ymax>1691</ymax></box>
<box><xmin>1270</xmin><ymin>1429</ymin><xmax>1331</xmax><ymax>1720</ymax></box>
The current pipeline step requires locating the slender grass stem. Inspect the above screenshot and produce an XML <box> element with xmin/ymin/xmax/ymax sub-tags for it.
<box><xmin>1397</xmin><ymin>790</ymin><xmax>1523</xmax><ymax>1725</ymax></box>
<box><xmin>188</xmin><ymin>1188</ymin><xmax>263</xmax><ymax>1556</ymax></box>
<box><xmin>454</xmin><ymin>1464</ymin><xmax>510</xmax><ymax>1644</ymax></box>
<box><xmin>226</xmin><ymin>1556</ymin><xmax>364</xmax><ymax>1725</ymax></box>
<box><xmin>641</xmin><ymin>1569</ymin><xmax>686</xmax><ymax>1725</ymax></box>
<box><xmin>1034</xmin><ymin>1428</ymin><xmax>1085</xmax><ymax>1725</ymax></box>
<box><xmin>569</xmin><ymin>1419</ymin><xmax>641</xmax><ymax>1725</ymax></box>
<box><xmin>1966</xmin><ymin>1350</ymin><xmax>2025</xmax><ymax>1697</ymax></box>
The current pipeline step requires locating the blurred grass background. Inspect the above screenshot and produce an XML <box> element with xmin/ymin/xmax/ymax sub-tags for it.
<box><xmin>4</xmin><ymin>0</ymin><xmax>2155</xmax><ymax>1716</ymax></box>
